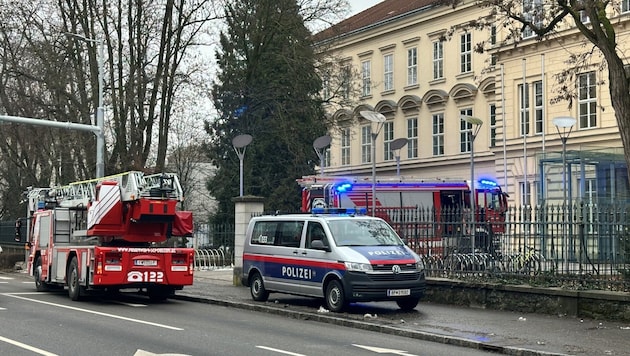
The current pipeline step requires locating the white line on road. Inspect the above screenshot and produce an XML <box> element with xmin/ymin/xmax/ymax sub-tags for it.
<box><xmin>0</xmin><ymin>276</ymin><xmax>14</xmax><ymax>280</ymax></box>
<box><xmin>0</xmin><ymin>335</ymin><xmax>58</xmax><ymax>356</ymax></box>
<box><xmin>4</xmin><ymin>293</ymin><xmax>183</xmax><ymax>330</ymax></box>
<box><xmin>256</xmin><ymin>346</ymin><xmax>306</xmax><ymax>356</ymax></box>
<box><xmin>0</xmin><ymin>307</ymin><xmax>6</xmax><ymax>310</ymax></box>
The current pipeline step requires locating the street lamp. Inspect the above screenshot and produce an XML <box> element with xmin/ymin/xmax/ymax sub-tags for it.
<box><xmin>64</xmin><ymin>32</ymin><xmax>105</xmax><ymax>178</ymax></box>
<box><xmin>313</xmin><ymin>135</ymin><xmax>332</xmax><ymax>175</ymax></box>
<box><xmin>461</xmin><ymin>115</ymin><xmax>483</xmax><ymax>254</ymax></box>
<box><xmin>232</xmin><ymin>134</ymin><xmax>252</xmax><ymax>197</ymax></box>
<box><xmin>390</xmin><ymin>138</ymin><xmax>408</xmax><ymax>176</ymax></box>
<box><xmin>553</xmin><ymin>116</ymin><xmax>576</xmax><ymax>273</ymax></box>
<box><xmin>360</xmin><ymin>110</ymin><xmax>386</xmax><ymax>216</ymax></box>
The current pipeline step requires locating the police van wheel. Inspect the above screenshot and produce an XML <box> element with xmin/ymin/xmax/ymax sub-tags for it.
<box><xmin>250</xmin><ymin>272</ymin><xmax>269</xmax><ymax>302</ymax></box>
<box><xmin>34</xmin><ymin>257</ymin><xmax>49</xmax><ymax>292</ymax></box>
<box><xmin>325</xmin><ymin>280</ymin><xmax>346</xmax><ymax>312</ymax></box>
<box><xmin>396</xmin><ymin>297</ymin><xmax>419</xmax><ymax>311</ymax></box>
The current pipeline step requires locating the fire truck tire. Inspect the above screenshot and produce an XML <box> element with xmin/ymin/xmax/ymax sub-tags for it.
<box><xmin>34</xmin><ymin>257</ymin><xmax>49</xmax><ymax>292</ymax></box>
<box><xmin>249</xmin><ymin>272</ymin><xmax>269</xmax><ymax>302</ymax></box>
<box><xmin>147</xmin><ymin>287</ymin><xmax>174</xmax><ymax>302</ymax></box>
<box><xmin>325</xmin><ymin>279</ymin><xmax>346</xmax><ymax>312</ymax></box>
<box><xmin>395</xmin><ymin>297</ymin><xmax>420</xmax><ymax>311</ymax></box>
<box><xmin>68</xmin><ymin>257</ymin><xmax>84</xmax><ymax>301</ymax></box>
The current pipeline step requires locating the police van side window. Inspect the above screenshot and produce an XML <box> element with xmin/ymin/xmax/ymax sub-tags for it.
<box><xmin>278</xmin><ymin>221</ymin><xmax>304</xmax><ymax>248</ymax></box>
<box><xmin>251</xmin><ymin>221</ymin><xmax>277</xmax><ymax>245</ymax></box>
<box><xmin>306</xmin><ymin>222</ymin><xmax>328</xmax><ymax>249</ymax></box>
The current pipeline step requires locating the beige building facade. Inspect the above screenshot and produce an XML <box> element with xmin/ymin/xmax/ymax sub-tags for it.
<box><xmin>317</xmin><ymin>0</ymin><xmax>628</xmax><ymax>206</ymax></box>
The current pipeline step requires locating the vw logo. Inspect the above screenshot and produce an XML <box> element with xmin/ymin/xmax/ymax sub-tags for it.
<box><xmin>392</xmin><ymin>265</ymin><xmax>401</xmax><ymax>274</ymax></box>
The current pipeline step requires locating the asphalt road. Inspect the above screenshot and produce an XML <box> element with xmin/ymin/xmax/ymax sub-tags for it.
<box><xmin>0</xmin><ymin>275</ymin><xmax>500</xmax><ymax>356</ymax></box>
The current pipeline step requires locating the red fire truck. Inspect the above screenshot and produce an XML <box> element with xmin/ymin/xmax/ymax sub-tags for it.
<box><xmin>24</xmin><ymin>171</ymin><xmax>194</xmax><ymax>301</ymax></box>
<box><xmin>297</xmin><ymin>175</ymin><xmax>508</xmax><ymax>255</ymax></box>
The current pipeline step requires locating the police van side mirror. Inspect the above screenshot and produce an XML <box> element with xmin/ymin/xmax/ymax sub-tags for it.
<box><xmin>310</xmin><ymin>240</ymin><xmax>330</xmax><ymax>252</ymax></box>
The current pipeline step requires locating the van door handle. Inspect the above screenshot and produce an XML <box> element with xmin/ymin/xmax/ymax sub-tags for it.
<box><xmin>301</xmin><ymin>251</ymin><xmax>308</xmax><ymax>255</ymax></box>
<box><xmin>293</xmin><ymin>250</ymin><xmax>298</xmax><ymax>255</ymax></box>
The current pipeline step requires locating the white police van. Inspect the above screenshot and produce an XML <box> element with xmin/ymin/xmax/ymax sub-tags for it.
<box><xmin>241</xmin><ymin>209</ymin><xmax>426</xmax><ymax>312</ymax></box>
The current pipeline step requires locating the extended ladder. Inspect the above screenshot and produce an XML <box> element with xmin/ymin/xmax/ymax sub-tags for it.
<box><xmin>26</xmin><ymin>171</ymin><xmax>184</xmax><ymax>213</ymax></box>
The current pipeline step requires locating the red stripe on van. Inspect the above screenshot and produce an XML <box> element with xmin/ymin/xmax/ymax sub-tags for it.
<box><xmin>244</xmin><ymin>253</ymin><xmax>346</xmax><ymax>270</ymax></box>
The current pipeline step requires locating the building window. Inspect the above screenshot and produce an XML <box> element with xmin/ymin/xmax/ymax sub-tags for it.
<box><xmin>518</xmin><ymin>83</ymin><xmax>530</xmax><ymax>136</ymax></box>
<box><xmin>623</xmin><ymin>0</ymin><xmax>630</xmax><ymax>13</ymax></box>
<box><xmin>341</xmin><ymin>128</ymin><xmax>350</xmax><ymax>166</ymax></box>
<box><xmin>383</xmin><ymin>54</ymin><xmax>394</xmax><ymax>91</ymax></box>
<box><xmin>460</xmin><ymin>33</ymin><xmax>472</xmax><ymax>73</ymax></box>
<box><xmin>361</xmin><ymin>125</ymin><xmax>372</xmax><ymax>163</ymax></box>
<box><xmin>460</xmin><ymin>108</ymin><xmax>473</xmax><ymax>153</ymax></box>
<box><xmin>341</xmin><ymin>64</ymin><xmax>351</xmax><ymax>100</ymax></box>
<box><xmin>361</xmin><ymin>60</ymin><xmax>371</xmax><ymax>97</ymax></box>
<box><xmin>490</xmin><ymin>25</ymin><xmax>497</xmax><ymax>45</ymax></box>
<box><xmin>579</xmin><ymin>71</ymin><xmax>597</xmax><ymax>129</ymax></box>
<box><xmin>383</xmin><ymin>121</ymin><xmax>394</xmax><ymax>161</ymax></box>
<box><xmin>534</xmin><ymin>81</ymin><xmax>544</xmax><ymax>134</ymax></box>
<box><xmin>520</xmin><ymin>181</ymin><xmax>531</xmax><ymax>206</ymax></box>
<box><xmin>523</xmin><ymin>0</ymin><xmax>543</xmax><ymax>38</ymax></box>
<box><xmin>407</xmin><ymin>47</ymin><xmax>417</xmax><ymax>86</ymax></box>
<box><xmin>407</xmin><ymin>118</ymin><xmax>418</xmax><ymax>158</ymax></box>
<box><xmin>433</xmin><ymin>41</ymin><xmax>443</xmax><ymax>79</ymax></box>
<box><xmin>579</xmin><ymin>10</ymin><xmax>590</xmax><ymax>23</ymax></box>
<box><xmin>489</xmin><ymin>104</ymin><xmax>497</xmax><ymax>147</ymax></box>
<box><xmin>432</xmin><ymin>113</ymin><xmax>444</xmax><ymax>156</ymax></box>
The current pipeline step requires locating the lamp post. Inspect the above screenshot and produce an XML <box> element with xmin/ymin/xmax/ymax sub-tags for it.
<box><xmin>390</xmin><ymin>138</ymin><xmax>408</xmax><ymax>176</ymax></box>
<box><xmin>232</xmin><ymin>134</ymin><xmax>253</xmax><ymax>197</ymax></box>
<box><xmin>462</xmin><ymin>115</ymin><xmax>483</xmax><ymax>254</ymax></box>
<box><xmin>553</xmin><ymin>116</ymin><xmax>576</xmax><ymax>274</ymax></box>
<box><xmin>313</xmin><ymin>135</ymin><xmax>332</xmax><ymax>175</ymax></box>
<box><xmin>64</xmin><ymin>32</ymin><xmax>105</xmax><ymax>178</ymax></box>
<box><xmin>360</xmin><ymin>111</ymin><xmax>386</xmax><ymax>216</ymax></box>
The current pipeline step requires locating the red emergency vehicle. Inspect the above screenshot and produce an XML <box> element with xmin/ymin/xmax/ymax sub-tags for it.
<box><xmin>25</xmin><ymin>171</ymin><xmax>194</xmax><ymax>301</ymax></box>
<box><xmin>297</xmin><ymin>175</ymin><xmax>508</xmax><ymax>255</ymax></box>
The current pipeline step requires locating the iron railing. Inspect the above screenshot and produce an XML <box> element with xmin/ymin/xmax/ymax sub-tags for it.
<box><xmin>382</xmin><ymin>204</ymin><xmax>630</xmax><ymax>291</ymax></box>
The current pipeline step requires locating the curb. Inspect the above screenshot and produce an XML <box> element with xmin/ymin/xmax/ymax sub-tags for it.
<box><xmin>173</xmin><ymin>294</ymin><xmax>567</xmax><ymax>356</ymax></box>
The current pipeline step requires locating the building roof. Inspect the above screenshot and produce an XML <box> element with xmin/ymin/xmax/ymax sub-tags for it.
<box><xmin>315</xmin><ymin>0</ymin><xmax>443</xmax><ymax>42</ymax></box>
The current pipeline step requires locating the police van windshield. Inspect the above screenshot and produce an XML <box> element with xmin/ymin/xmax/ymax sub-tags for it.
<box><xmin>327</xmin><ymin>219</ymin><xmax>403</xmax><ymax>247</ymax></box>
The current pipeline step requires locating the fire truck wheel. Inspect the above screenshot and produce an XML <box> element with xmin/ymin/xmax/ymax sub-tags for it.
<box><xmin>325</xmin><ymin>279</ymin><xmax>346</xmax><ymax>313</ymax></box>
<box><xmin>396</xmin><ymin>297</ymin><xmax>420</xmax><ymax>311</ymax></box>
<box><xmin>34</xmin><ymin>257</ymin><xmax>49</xmax><ymax>292</ymax></box>
<box><xmin>147</xmin><ymin>287</ymin><xmax>174</xmax><ymax>302</ymax></box>
<box><xmin>249</xmin><ymin>272</ymin><xmax>269</xmax><ymax>302</ymax></box>
<box><xmin>68</xmin><ymin>257</ymin><xmax>83</xmax><ymax>301</ymax></box>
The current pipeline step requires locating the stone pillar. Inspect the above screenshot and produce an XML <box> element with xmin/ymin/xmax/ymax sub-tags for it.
<box><xmin>232</xmin><ymin>196</ymin><xmax>264</xmax><ymax>286</ymax></box>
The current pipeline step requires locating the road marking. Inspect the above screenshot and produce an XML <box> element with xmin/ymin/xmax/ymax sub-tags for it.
<box><xmin>0</xmin><ymin>335</ymin><xmax>58</xmax><ymax>356</ymax></box>
<box><xmin>0</xmin><ymin>307</ymin><xmax>6</xmax><ymax>310</ymax></box>
<box><xmin>0</xmin><ymin>276</ymin><xmax>14</xmax><ymax>280</ymax></box>
<box><xmin>134</xmin><ymin>350</ymin><xmax>190</xmax><ymax>356</ymax></box>
<box><xmin>113</xmin><ymin>301</ymin><xmax>148</xmax><ymax>307</ymax></box>
<box><xmin>4</xmin><ymin>293</ymin><xmax>183</xmax><ymax>330</ymax></box>
<box><xmin>256</xmin><ymin>346</ymin><xmax>306</xmax><ymax>356</ymax></box>
<box><xmin>353</xmin><ymin>344</ymin><xmax>417</xmax><ymax>356</ymax></box>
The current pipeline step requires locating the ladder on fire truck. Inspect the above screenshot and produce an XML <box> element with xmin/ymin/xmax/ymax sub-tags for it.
<box><xmin>26</xmin><ymin>171</ymin><xmax>184</xmax><ymax>215</ymax></box>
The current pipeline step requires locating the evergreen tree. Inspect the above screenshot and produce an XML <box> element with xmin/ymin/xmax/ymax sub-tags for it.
<box><xmin>207</xmin><ymin>0</ymin><xmax>327</xmax><ymax>222</ymax></box>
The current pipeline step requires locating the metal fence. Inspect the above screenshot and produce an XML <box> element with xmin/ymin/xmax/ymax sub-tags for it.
<box><xmin>383</xmin><ymin>204</ymin><xmax>630</xmax><ymax>291</ymax></box>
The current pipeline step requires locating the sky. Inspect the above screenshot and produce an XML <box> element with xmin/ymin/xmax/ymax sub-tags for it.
<box><xmin>348</xmin><ymin>0</ymin><xmax>384</xmax><ymax>16</ymax></box>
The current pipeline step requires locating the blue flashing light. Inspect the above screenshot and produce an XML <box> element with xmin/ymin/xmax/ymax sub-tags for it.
<box><xmin>478</xmin><ymin>178</ymin><xmax>498</xmax><ymax>188</ymax></box>
<box><xmin>311</xmin><ymin>207</ymin><xmax>366</xmax><ymax>215</ymax></box>
<box><xmin>335</xmin><ymin>182</ymin><xmax>352</xmax><ymax>193</ymax></box>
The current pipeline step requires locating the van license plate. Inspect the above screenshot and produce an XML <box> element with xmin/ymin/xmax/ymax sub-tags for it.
<box><xmin>387</xmin><ymin>289</ymin><xmax>411</xmax><ymax>297</ymax></box>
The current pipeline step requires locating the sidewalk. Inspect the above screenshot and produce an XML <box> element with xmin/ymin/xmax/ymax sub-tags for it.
<box><xmin>177</xmin><ymin>268</ymin><xmax>630</xmax><ymax>356</ymax></box>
